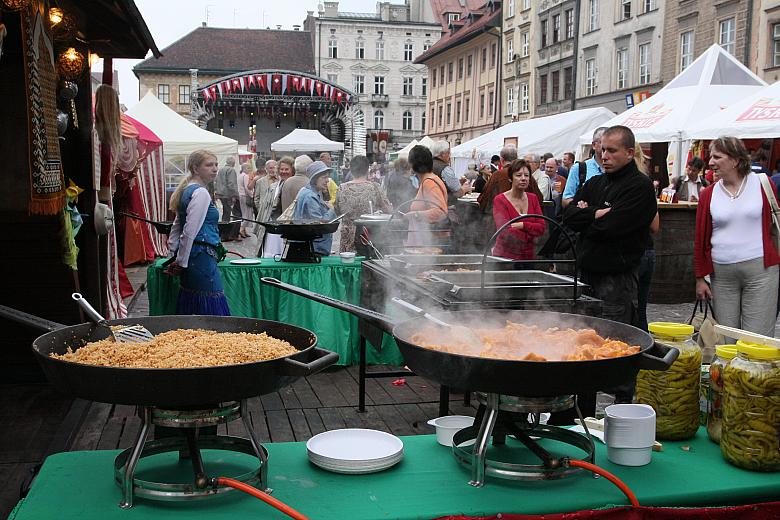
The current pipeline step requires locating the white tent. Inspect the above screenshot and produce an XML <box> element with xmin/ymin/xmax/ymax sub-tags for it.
<box><xmin>451</xmin><ymin>107</ymin><xmax>615</xmax><ymax>175</ymax></box>
<box><xmin>687</xmin><ymin>79</ymin><xmax>780</xmax><ymax>139</ymax></box>
<box><xmin>418</xmin><ymin>136</ymin><xmax>436</xmax><ymax>149</ymax></box>
<box><xmin>578</xmin><ymin>45</ymin><xmax>766</xmax><ymax>176</ymax></box>
<box><xmin>126</xmin><ymin>92</ymin><xmax>238</xmax><ymax>188</ymax></box>
<box><xmin>392</xmin><ymin>139</ymin><xmax>418</xmax><ymax>159</ymax></box>
<box><xmin>271</xmin><ymin>129</ymin><xmax>344</xmax><ymax>153</ymax></box>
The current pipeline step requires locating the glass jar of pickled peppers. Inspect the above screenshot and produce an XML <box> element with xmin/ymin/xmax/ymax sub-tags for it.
<box><xmin>721</xmin><ymin>342</ymin><xmax>780</xmax><ymax>472</ymax></box>
<box><xmin>706</xmin><ymin>344</ymin><xmax>737</xmax><ymax>443</ymax></box>
<box><xmin>636</xmin><ymin>322</ymin><xmax>701</xmax><ymax>440</ymax></box>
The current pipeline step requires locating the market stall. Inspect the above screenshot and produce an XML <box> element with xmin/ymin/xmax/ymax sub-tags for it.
<box><xmin>270</xmin><ymin>128</ymin><xmax>344</xmax><ymax>154</ymax></box>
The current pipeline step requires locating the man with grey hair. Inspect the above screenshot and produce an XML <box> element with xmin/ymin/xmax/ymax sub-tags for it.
<box><xmin>562</xmin><ymin>127</ymin><xmax>607</xmax><ymax>207</ymax></box>
<box><xmin>477</xmin><ymin>145</ymin><xmax>518</xmax><ymax>213</ymax></box>
<box><xmin>431</xmin><ymin>140</ymin><xmax>471</xmax><ymax>204</ymax></box>
<box><xmin>215</xmin><ymin>156</ymin><xmax>241</xmax><ymax>241</ymax></box>
<box><xmin>281</xmin><ymin>155</ymin><xmax>314</xmax><ymax>212</ymax></box>
<box><xmin>525</xmin><ymin>153</ymin><xmax>551</xmax><ymax>202</ymax></box>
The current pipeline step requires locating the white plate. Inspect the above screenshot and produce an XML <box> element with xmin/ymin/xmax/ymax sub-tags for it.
<box><xmin>306</xmin><ymin>429</ymin><xmax>403</xmax><ymax>473</ymax></box>
<box><xmin>230</xmin><ymin>258</ymin><xmax>262</xmax><ymax>265</ymax></box>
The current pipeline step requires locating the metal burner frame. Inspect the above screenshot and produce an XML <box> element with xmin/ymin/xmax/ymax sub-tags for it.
<box><xmin>452</xmin><ymin>393</ymin><xmax>596</xmax><ymax>487</ymax></box>
<box><xmin>113</xmin><ymin>400</ymin><xmax>269</xmax><ymax>509</ymax></box>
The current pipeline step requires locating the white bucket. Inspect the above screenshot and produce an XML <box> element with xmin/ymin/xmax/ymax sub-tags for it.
<box><xmin>427</xmin><ymin>415</ymin><xmax>475</xmax><ymax>447</ymax></box>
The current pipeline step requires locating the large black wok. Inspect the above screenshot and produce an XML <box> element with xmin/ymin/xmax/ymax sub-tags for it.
<box><xmin>5</xmin><ymin>306</ymin><xmax>338</xmax><ymax>407</ymax></box>
<box><xmin>261</xmin><ymin>278</ymin><xmax>678</xmax><ymax>398</ymax></box>
<box><xmin>257</xmin><ymin>220</ymin><xmax>341</xmax><ymax>240</ymax></box>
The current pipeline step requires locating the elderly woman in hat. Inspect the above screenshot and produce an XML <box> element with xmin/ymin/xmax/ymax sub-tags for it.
<box><xmin>292</xmin><ymin>160</ymin><xmax>337</xmax><ymax>256</ymax></box>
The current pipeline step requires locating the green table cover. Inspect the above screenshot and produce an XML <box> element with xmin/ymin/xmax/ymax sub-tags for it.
<box><xmin>10</xmin><ymin>430</ymin><xmax>780</xmax><ymax>520</ymax></box>
<box><xmin>147</xmin><ymin>257</ymin><xmax>403</xmax><ymax>366</ymax></box>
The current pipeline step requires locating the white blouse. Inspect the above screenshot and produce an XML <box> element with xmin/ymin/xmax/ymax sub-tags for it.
<box><xmin>710</xmin><ymin>174</ymin><xmax>764</xmax><ymax>265</ymax></box>
<box><xmin>166</xmin><ymin>184</ymin><xmax>212</xmax><ymax>268</ymax></box>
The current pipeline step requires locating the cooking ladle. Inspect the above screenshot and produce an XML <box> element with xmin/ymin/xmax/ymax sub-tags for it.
<box><xmin>389</xmin><ymin>298</ymin><xmax>481</xmax><ymax>343</ymax></box>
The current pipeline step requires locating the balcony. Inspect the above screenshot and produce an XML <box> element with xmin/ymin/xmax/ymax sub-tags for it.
<box><xmin>371</xmin><ymin>94</ymin><xmax>389</xmax><ymax>107</ymax></box>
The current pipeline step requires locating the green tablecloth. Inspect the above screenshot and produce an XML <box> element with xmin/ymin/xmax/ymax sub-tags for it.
<box><xmin>147</xmin><ymin>257</ymin><xmax>402</xmax><ymax>366</ymax></box>
<box><xmin>10</xmin><ymin>429</ymin><xmax>780</xmax><ymax>520</ymax></box>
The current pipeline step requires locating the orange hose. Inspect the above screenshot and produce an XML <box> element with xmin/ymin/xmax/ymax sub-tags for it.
<box><xmin>215</xmin><ymin>477</ymin><xmax>310</xmax><ymax>520</ymax></box>
<box><xmin>568</xmin><ymin>459</ymin><xmax>640</xmax><ymax>507</ymax></box>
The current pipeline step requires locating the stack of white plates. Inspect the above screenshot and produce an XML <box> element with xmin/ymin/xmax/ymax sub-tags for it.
<box><xmin>306</xmin><ymin>429</ymin><xmax>404</xmax><ymax>474</ymax></box>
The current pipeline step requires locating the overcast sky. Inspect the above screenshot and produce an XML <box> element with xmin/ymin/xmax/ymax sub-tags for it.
<box><xmin>101</xmin><ymin>0</ymin><xmax>371</xmax><ymax>106</ymax></box>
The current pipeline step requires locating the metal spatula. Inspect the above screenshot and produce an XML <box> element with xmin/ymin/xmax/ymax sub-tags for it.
<box><xmin>72</xmin><ymin>293</ymin><xmax>155</xmax><ymax>343</ymax></box>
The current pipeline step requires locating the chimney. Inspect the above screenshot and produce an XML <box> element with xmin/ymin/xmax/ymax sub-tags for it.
<box><xmin>276</xmin><ymin>24</ymin><xmax>282</xmax><ymax>30</ymax></box>
<box><xmin>323</xmin><ymin>1</ymin><xmax>339</xmax><ymax>17</ymax></box>
<box><xmin>293</xmin><ymin>25</ymin><xmax>301</xmax><ymax>31</ymax></box>
<box><xmin>202</xmin><ymin>21</ymin><xmax>207</xmax><ymax>27</ymax></box>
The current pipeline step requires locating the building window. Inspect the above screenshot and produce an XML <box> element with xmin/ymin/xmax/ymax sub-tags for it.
<box><xmin>551</xmin><ymin>70</ymin><xmax>560</xmax><ymax>101</ymax></box>
<box><xmin>328</xmin><ymin>38</ymin><xmax>338</xmax><ymax>59</ymax></box>
<box><xmin>564</xmin><ymin>67</ymin><xmax>572</xmax><ymax>99</ymax></box>
<box><xmin>467</xmin><ymin>54</ymin><xmax>473</xmax><ymax>76</ymax></box>
<box><xmin>479</xmin><ymin>93</ymin><xmax>485</xmax><ymax>118</ymax></box>
<box><xmin>521</xmin><ymin>32</ymin><xmax>529</xmax><ymax>56</ymax></box>
<box><xmin>585</xmin><ymin>59</ymin><xmax>597</xmax><ymax>95</ymax></box>
<box><xmin>402</xmin><ymin>110</ymin><xmax>412</xmax><ymax>130</ymax></box>
<box><xmin>458</xmin><ymin>57</ymin><xmax>464</xmax><ymax>78</ymax></box>
<box><xmin>719</xmin><ymin>17</ymin><xmax>736</xmax><ymax>56</ymax></box>
<box><xmin>423</xmin><ymin>41</ymin><xmax>431</xmax><ymax>52</ymax></box>
<box><xmin>540</xmin><ymin>74</ymin><xmax>547</xmax><ymax>104</ymax></box>
<box><xmin>507</xmin><ymin>0</ymin><xmax>515</xmax><ymax>17</ymax></box>
<box><xmin>375</xmin><ymin>39</ymin><xmax>385</xmax><ymax>60</ymax></box>
<box><xmin>491</xmin><ymin>43</ymin><xmax>497</xmax><ymax>68</ymax></box>
<box><xmin>639</xmin><ymin>43</ymin><xmax>651</xmax><ymax>84</ymax></box>
<box><xmin>421</xmin><ymin>77</ymin><xmax>427</xmax><ymax>96</ymax></box>
<box><xmin>448</xmin><ymin>13</ymin><xmax>460</xmax><ymax>24</ymax></box>
<box><xmin>178</xmin><ymin>85</ymin><xmax>190</xmax><ymax>105</ymax></box>
<box><xmin>374</xmin><ymin>76</ymin><xmax>385</xmax><ymax>94</ymax></box>
<box><xmin>680</xmin><ymin>31</ymin><xmax>694</xmax><ymax>72</ymax></box>
<box><xmin>565</xmin><ymin>9</ymin><xmax>574</xmax><ymax>39</ymax></box>
<box><xmin>553</xmin><ymin>14</ymin><xmax>560</xmax><ymax>43</ymax></box>
<box><xmin>621</xmin><ymin>0</ymin><xmax>631</xmax><ymax>20</ymax></box>
<box><xmin>403</xmin><ymin>77</ymin><xmax>414</xmax><ymax>96</ymax></box>
<box><xmin>522</xmin><ymin>0</ymin><xmax>531</xmax><ymax>10</ymax></box>
<box><xmin>520</xmin><ymin>83</ymin><xmax>529</xmax><ymax>113</ymax></box>
<box><xmin>327</xmin><ymin>73</ymin><xmax>338</xmax><ymax>84</ymax></box>
<box><xmin>481</xmin><ymin>47</ymin><xmax>487</xmax><ymax>72</ymax></box>
<box><xmin>355</xmin><ymin>39</ymin><xmax>365</xmax><ymax>59</ymax></box>
<box><xmin>506</xmin><ymin>39</ymin><xmax>514</xmax><ymax>63</ymax></box>
<box><xmin>589</xmin><ymin>0</ymin><xmax>599</xmax><ymax>31</ymax></box>
<box><xmin>464</xmin><ymin>97</ymin><xmax>470</xmax><ymax>121</ymax></box>
<box><xmin>456</xmin><ymin>100</ymin><xmax>461</xmax><ymax>123</ymax></box>
<box><xmin>374</xmin><ymin>110</ymin><xmax>384</xmax><ymax>129</ymax></box>
<box><xmin>488</xmin><ymin>90</ymin><xmax>494</xmax><ymax>115</ymax></box>
<box><xmin>642</xmin><ymin>0</ymin><xmax>655</xmax><ymax>13</ymax></box>
<box><xmin>774</xmin><ymin>24</ymin><xmax>780</xmax><ymax>67</ymax></box>
<box><xmin>438</xmin><ymin>104</ymin><xmax>443</xmax><ymax>127</ymax></box>
<box><xmin>404</xmin><ymin>42</ymin><xmax>414</xmax><ymax>61</ymax></box>
<box><xmin>448</xmin><ymin>62</ymin><xmax>454</xmax><ymax>82</ymax></box>
<box><xmin>616</xmin><ymin>48</ymin><xmax>628</xmax><ymax>89</ymax></box>
<box><xmin>541</xmin><ymin>19</ymin><xmax>548</xmax><ymax>47</ymax></box>
<box><xmin>421</xmin><ymin>111</ymin><xmax>426</xmax><ymax>132</ymax></box>
<box><xmin>353</xmin><ymin>75</ymin><xmax>365</xmax><ymax>94</ymax></box>
<box><xmin>446</xmin><ymin>103</ymin><xmax>452</xmax><ymax>125</ymax></box>
<box><xmin>157</xmin><ymin>84</ymin><xmax>170</xmax><ymax>104</ymax></box>
<box><xmin>439</xmin><ymin>66</ymin><xmax>445</xmax><ymax>85</ymax></box>
<box><xmin>506</xmin><ymin>87</ymin><xmax>515</xmax><ymax>115</ymax></box>
<box><xmin>430</xmin><ymin>106</ymin><xmax>435</xmax><ymax>128</ymax></box>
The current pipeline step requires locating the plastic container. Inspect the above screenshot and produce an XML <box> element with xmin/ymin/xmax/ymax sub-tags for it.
<box><xmin>636</xmin><ymin>322</ymin><xmax>701</xmax><ymax>440</ymax></box>
<box><xmin>721</xmin><ymin>343</ymin><xmax>780</xmax><ymax>472</ymax></box>
<box><xmin>706</xmin><ymin>344</ymin><xmax>737</xmax><ymax>444</ymax></box>
<box><xmin>427</xmin><ymin>415</ymin><xmax>475</xmax><ymax>447</ymax></box>
<box><xmin>604</xmin><ymin>404</ymin><xmax>656</xmax><ymax>466</ymax></box>
<box><xmin>339</xmin><ymin>252</ymin><xmax>356</xmax><ymax>264</ymax></box>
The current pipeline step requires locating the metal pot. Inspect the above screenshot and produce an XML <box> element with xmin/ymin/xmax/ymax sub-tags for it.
<box><xmin>261</xmin><ymin>277</ymin><xmax>678</xmax><ymax>398</ymax></box>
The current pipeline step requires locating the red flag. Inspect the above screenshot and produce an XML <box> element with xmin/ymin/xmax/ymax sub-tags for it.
<box><xmin>316</xmin><ymin>81</ymin><xmax>322</xmax><ymax>97</ymax></box>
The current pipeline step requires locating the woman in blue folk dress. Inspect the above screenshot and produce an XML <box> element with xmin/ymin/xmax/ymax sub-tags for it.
<box><xmin>165</xmin><ymin>150</ymin><xmax>231</xmax><ymax>315</ymax></box>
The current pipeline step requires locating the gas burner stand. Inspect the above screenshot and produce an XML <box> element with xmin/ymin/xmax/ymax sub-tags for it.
<box><xmin>114</xmin><ymin>400</ymin><xmax>268</xmax><ymax>509</ymax></box>
<box><xmin>452</xmin><ymin>393</ymin><xmax>596</xmax><ymax>487</ymax></box>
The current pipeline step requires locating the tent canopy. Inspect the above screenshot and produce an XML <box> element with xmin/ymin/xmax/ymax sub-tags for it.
<box><xmin>687</xmin><ymin>79</ymin><xmax>780</xmax><ymax>140</ymax></box>
<box><xmin>452</xmin><ymin>108</ymin><xmax>615</xmax><ymax>170</ymax></box>
<box><xmin>579</xmin><ymin>45</ymin><xmax>766</xmax><ymax>144</ymax></box>
<box><xmin>394</xmin><ymin>139</ymin><xmax>419</xmax><ymax>158</ymax></box>
<box><xmin>418</xmin><ymin>136</ymin><xmax>435</xmax><ymax>149</ymax></box>
<box><xmin>126</xmin><ymin>92</ymin><xmax>238</xmax><ymax>159</ymax></box>
<box><xmin>271</xmin><ymin>129</ymin><xmax>344</xmax><ymax>153</ymax></box>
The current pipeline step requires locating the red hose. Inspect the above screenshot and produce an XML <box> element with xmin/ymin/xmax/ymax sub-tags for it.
<box><xmin>568</xmin><ymin>459</ymin><xmax>640</xmax><ymax>507</ymax></box>
<box><xmin>215</xmin><ymin>477</ymin><xmax>310</xmax><ymax>520</ymax></box>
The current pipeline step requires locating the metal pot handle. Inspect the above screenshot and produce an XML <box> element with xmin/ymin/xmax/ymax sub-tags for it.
<box><xmin>72</xmin><ymin>293</ymin><xmax>108</xmax><ymax>325</ymax></box>
<box><xmin>260</xmin><ymin>277</ymin><xmax>398</xmax><ymax>333</ymax></box>
<box><xmin>282</xmin><ymin>347</ymin><xmax>340</xmax><ymax>376</ymax></box>
<box><xmin>637</xmin><ymin>342</ymin><xmax>680</xmax><ymax>371</ymax></box>
<box><xmin>0</xmin><ymin>304</ymin><xmax>66</xmax><ymax>332</ymax></box>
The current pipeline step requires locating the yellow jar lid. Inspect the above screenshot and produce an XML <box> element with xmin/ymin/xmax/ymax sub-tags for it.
<box><xmin>736</xmin><ymin>342</ymin><xmax>780</xmax><ymax>361</ymax></box>
<box><xmin>648</xmin><ymin>322</ymin><xmax>695</xmax><ymax>337</ymax></box>
<box><xmin>715</xmin><ymin>345</ymin><xmax>738</xmax><ymax>360</ymax></box>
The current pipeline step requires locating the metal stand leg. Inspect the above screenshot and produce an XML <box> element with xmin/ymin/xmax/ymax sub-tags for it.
<box><xmin>358</xmin><ymin>336</ymin><xmax>367</xmax><ymax>413</ymax></box>
<box><xmin>240</xmin><ymin>400</ymin><xmax>271</xmax><ymax>493</ymax></box>
<box><xmin>119</xmin><ymin>407</ymin><xmax>151</xmax><ymax>509</ymax></box>
<box><xmin>439</xmin><ymin>386</ymin><xmax>450</xmax><ymax>417</ymax></box>
<box><xmin>469</xmin><ymin>394</ymin><xmax>499</xmax><ymax>488</ymax></box>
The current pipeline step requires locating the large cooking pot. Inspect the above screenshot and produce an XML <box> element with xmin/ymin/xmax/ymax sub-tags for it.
<box><xmin>1</xmin><ymin>305</ymin><xmax>338</xmax><ymax>407</ymax></box>
<box><xmin>261</xmin><ymin>278</ymin><xmax>678</xmax><ymax>397</ymax></box>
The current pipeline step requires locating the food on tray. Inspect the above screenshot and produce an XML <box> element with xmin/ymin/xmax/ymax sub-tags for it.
<box><xmin>409</xmin><ymin>322</ymin><xmax>639</xmax><ymax>362</ymax></box>
<box><xmin>405</xmin><ymin>247</ymin><xmax>443</xmax><ymax>255</ymax></box>
<box><xmin>52</xmin><ymin>329</ymin><xmax>299</xmax><ymax>368</ymax></box>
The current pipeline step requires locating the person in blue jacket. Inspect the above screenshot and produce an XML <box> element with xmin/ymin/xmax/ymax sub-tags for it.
<box><xmin>292</xmin><ymin>161</ymin><xmax>337</xmax><ymax>256</ymax></box>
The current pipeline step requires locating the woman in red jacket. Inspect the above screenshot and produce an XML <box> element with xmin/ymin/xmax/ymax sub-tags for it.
<box><xmin>694</xmin><ymin>137</ymin><xmax>780</xmax><ymax>337</ymax></box>
<box><xmin>492</xmin><ymin>159</ymin><xmax>546</xmax><ymax>260</ymax></box>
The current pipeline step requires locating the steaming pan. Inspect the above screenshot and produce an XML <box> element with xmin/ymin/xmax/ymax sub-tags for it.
<box><xmin>386</xmin><ymin>254</ymin><xmax>515</xmax><ymax>275</ymax></box>
<box><xmin>425</xmin><ymin>270</ymin><xmax>586</xmax><ymax>300</ymax></box>
<box><xmin>261</xmin><ymin>278</ymin><xmax>679</xmax><ymax>398</ymax></box>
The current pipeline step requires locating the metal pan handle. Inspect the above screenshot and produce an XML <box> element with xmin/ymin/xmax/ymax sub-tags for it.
<box><xmin>0</xmin><ymin>304</ymin><xmax>66</xmax><ymax>332</ymax></box>
<box><xmin>390</xmin><ymin>298</ymin><xmax>452</xmax><ymax>328</ymax></box>
<box><xmin>260</xmin><ymin>277</ymin><xmax>398</xmax><ymax>333</ymax></box>
<box><xmin>282</xmin><ymin>347</ymin><xmax>340</xmax><ymax>376</ymax></box>
<box><xmin>71</xmin><ymin>293</ymin><xmax>107</xmax><ymax>325</ymax></box>
<box><xmin>637</xmin><ymin>342</ymin><xmax>680</xmax><ymax>371</ymax></box>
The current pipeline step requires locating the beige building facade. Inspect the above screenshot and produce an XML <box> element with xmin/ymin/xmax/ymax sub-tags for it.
<box><xmin>750</xmin><ymin>1</ymin><xmax>780</xmax><ymax>83</ymax></box>
<box><xmin>535</xmin><ymin>0</ymin><xmax>577</xmax><ymax>116</ymax></box>
<box><xmin>501</xmin><ymin>0</ymin><xmax>536</xmax><ymax>123</ymax></box>
<box><xmin>137</xmin><ymin>71</ymin><xmax>221</xmax><ymax>117</ymax></box>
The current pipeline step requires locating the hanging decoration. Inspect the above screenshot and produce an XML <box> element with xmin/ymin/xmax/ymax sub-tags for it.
<box><xmin>1</xmin><ymin>0</ymin><xmax>31</xmax><ymax>10</ymax></box>
<box><xmin>56</xmin><ymin>47</ymin><xmax>85</xmax><ymax>80</ymax></box>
